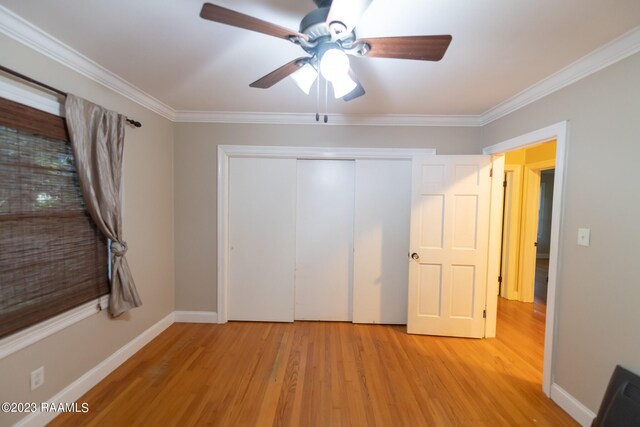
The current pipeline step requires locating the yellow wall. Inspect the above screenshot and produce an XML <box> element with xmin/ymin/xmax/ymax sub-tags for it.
<box><xmin>505</xmin><ymin>140</ymin><xmax>556</xmax><ymax>165</ymax></box>
<box><xmin>502</xmin><ymin>140</ymin><xmax>556</xmax><ymax>301</ymax></box>
<box><xmin>505</xmin><ymin>148</ymin><xmax>525</xmax><ymax>164</ymax></box>
<box><xmin>526</xmin><ymin>140</ymin><xmax>557</xmax><ymax>164</ymax></box>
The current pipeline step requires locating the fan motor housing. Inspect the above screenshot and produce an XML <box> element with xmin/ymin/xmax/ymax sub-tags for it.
<box><xmin>300</xmin><ymin>7</ymin><xmax>331</xmax><ymax>41</ymax></box>
<box><xmin>312</xmin><ymin>0</ymin><xmax>333</xmax><ymax>8</ymax></box>
<box><xmin>299</xmin><ymin>6</ymin><xmax>356</xmax><ymax>55</ymax></box>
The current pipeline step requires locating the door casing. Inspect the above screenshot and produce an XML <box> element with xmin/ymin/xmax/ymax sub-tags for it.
<box><xmin>483</xmin><ymin>121</ymin><xmax>569</xmax><ymax>397</ymax></box>
<box><xmin>519</xmin><ymin>159</ymin><xmax>556</xmax><ymax>302</ymax></box>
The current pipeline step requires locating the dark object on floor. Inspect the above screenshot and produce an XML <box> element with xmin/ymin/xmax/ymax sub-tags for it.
<box><xmin>593</xmin><ymin>365</ymin><xmax>640</xmax><ymax>426</ymax></box>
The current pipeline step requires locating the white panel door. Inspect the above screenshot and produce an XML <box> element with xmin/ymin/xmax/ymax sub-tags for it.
<box><xmin>295</xmin><ymin>160</ymin><xmax>355</xmax><ymax>321</ymax></box>
<box><xmin>353</xmin><ymin>159</ymin><xmax>411</xmax><ymax>324</ymax></box>
<box><xmin>228</xmin><ymin>157</ymin><xmax>296</xmax><ymax>322</ymax></box>
<box><xmin>407</xmin><ymin>155</ymin><xmax>492</xmax><ymax>337</ymax></box>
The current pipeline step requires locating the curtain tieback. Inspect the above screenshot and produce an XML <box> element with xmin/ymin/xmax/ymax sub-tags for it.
<box><xmin>111</xmin><ymin>241</ymin><xmax>128</xmax><ymax>257</ymax></box>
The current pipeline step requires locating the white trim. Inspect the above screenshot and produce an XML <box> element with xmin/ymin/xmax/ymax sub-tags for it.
<box><xmin>3</xmin><ymin>5</ymin><xmax>638</xmax><ymax>127</ymax></box>
<box><xmin>217</xmin><ymin>145</ymin><xmax>436</xmax><ymax>323</ymax></box>
<box><xmin>550</xmin><ymin>383</ymin><xmax>597</xmax><ymax>427</ymax></box>
<box><xmin>483</xmin><ymin>122</ymin><xmax>566</xmax><ymax>155</ymax></box>
<box><xmin>13</xmin><ymin>312</ymin><xmax>175</xmax><ymax>427</ymax></box>
<box><xmin>481</xmin><ymin>25</ymin><xmax>640</xmax><ymax>125</ymax></box>
<box><xmin>218</xmin><ymin>145</ymin><xmax>436</xmax><ymax>160</ymax></box>
<box><xmin>0</xmin><ymin>295</ymin><xmax>109</xmax><ymax>360</ymax></box>
<box><xmin>174</xmin><ymin>311</ymin><xmax>218</xmax><ymax>323</ymax></box>
<box><xmin>484</xmin><ymin>154</ymin><xmax>505</xmax><ymax>338</ymax></box>
<box><xmin>175</xmin><ymin>111</ymin><xmax>482</xmax><ymax>127</ymax></box>
<box><xmin>482</xmin><ymin>121</ymin><xmax>568</xmax><ymax>398</ymax></box>
<box><xmin>217</xmin><ymin>146</ymin><xmax>229</xmax><ymax>324</ymax></box>
<box><xmin>0</xmin><ymin>5</ymin><xmax>175</xmax><ymax>121</ymax></box>
<box><xmin>0</xmin><ymin>77</ymin><xmax>62</xmax><ymax>116</ymax></box>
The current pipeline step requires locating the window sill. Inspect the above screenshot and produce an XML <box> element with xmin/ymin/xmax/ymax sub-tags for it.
<box><xmin>0</xmin><ymin>295</ymin><xmax>109</xmax><ymax>360</ymax></box>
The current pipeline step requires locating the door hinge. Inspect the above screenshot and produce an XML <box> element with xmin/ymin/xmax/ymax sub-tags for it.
<box><xmin>503</xmin><ymin>180</ymin><xmax>507</xmax><ymax>188</ymax></box>
<box><xmin>498</xmin><ymin>276</ymin><xmax>503</xmax><ymax>284</ymax></box>
<box><xmin>490</xmin><ymin>168</ymin><xmax>493</xmax><ymax>178</ymax></box>
<box><xmin>483</xmin><ymin>309</ymin><xmax>487</xmax><ymax>318</ymax></box>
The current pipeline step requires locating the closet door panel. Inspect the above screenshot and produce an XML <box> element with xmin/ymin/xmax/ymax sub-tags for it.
<box><xmin>295</xmin><ymin>160</ymin><xmax>355</xmax><ymax>321</ymax></box>
<box><xmin>353</xmin><ymin>159</ymin><xmax>411</xmax><ymax>324</ymax></box>
<box><xmin>228</xmin><ymin>157</ymin><xmax>296</xmax><ymax>322</ymax></box>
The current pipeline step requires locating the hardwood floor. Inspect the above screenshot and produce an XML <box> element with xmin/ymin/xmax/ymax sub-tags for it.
<box><xmin>49</xmin><ymin>301</ymin><xmax>576</xmax><ymax>426</ymax></box>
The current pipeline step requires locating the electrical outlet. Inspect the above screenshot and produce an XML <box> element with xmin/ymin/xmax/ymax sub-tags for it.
<box><xmin>30</xmin><ymin>366</ymin><xmax>44</xmax><ymax>391</ymax></box>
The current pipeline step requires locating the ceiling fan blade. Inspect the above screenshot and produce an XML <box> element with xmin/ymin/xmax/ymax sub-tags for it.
<box><xmin>343</xmin><ymin>70</ymin><xmax>365</xmax><ymax>102</ymax></box>
<box><xmin>327</xmin><ymin>0</ymin><xmax>373</xmax><ymax>37</ymax></box>
<box><xmin>250</xmin><ymin>58</ymin><xmax>310</xmax><ymax>89</ymax></box>
<box><xmin>357</xmin><ymin>35</ymin><xmax>452</xmax><ymax>61</ymax></box>
<box><xmin>200</xmin><ymin>3</ymin><xmax>308</xmax><ymax>41</ymax></box>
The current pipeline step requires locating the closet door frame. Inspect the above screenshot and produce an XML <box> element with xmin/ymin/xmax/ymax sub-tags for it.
<box><xmin>217</xmin><ymin>145</ymin><xmax>435</xmax><ymax>323</ymax></box>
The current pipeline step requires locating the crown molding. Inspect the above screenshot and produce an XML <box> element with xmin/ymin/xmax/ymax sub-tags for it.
<box><xmin>480</xmin><ymin>25</ymin><xmax>640</xmax><ymax>125</ymax></box>
<box><xmin>2</xmin><ymin>5</ymin><xmax>639</xmax><ymax>128</ymax></box>
<box><xmin>0</xmin><ymin>5</ymin><xmax>175</xmax><ymax>121</ymax></box>
<box><xmin>174</xmin><ymin>110</ymin><xmax>483</xmax><ymax>126</ymax></box>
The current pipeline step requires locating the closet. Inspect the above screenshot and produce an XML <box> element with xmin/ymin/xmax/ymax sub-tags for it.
<box><xmin>227</xmin><ymin>156</ymin><xmax>411</xmax><ymax>324</ymax></box>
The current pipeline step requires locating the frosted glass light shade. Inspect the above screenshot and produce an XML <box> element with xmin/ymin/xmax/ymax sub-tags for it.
<box><xmin>331</xmin><ymin>73</ymin><xmax>357</xmax><ymax>98</ymax></box>
<box><xmin>320</xmin><ymin>49</ymin><xmax>350</xmax><ymax>82</ymax></box>
<box><xmin>290</xmin><ymin>63</ymin><xmax>317</xmax><ymax>95</ymax></box>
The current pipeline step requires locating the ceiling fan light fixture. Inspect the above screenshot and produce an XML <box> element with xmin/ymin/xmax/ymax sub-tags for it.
<box><xmin>290</xmin><ymin>62</ymin><xmax>318</xmax><ymax>94</ymax></box>
<box><xmin>199</xmin><ymin>2</ymin><xmax>452</xmax><ymax>103</ymax></box>
<box><xmin>319</xmin><ymin>48</ymin><xmax>350</xmax><ymax>82</ymax></box>
<box><xmin>331</xmin><ymin>73</ymin><xmax>358</xmax><ymax>98</ymax></box>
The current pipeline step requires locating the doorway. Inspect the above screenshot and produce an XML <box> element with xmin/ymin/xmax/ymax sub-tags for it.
<box><xmin>499</xmin><ymin>141</ymin><xmax>556</xmax><ymax>303</ymax></box>
<box><xmin>483</xmin><ymin>121</ymin><xmax>568</xmax><ymax>397</ymax></box>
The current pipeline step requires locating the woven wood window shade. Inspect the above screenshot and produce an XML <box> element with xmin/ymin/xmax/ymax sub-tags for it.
<box><xmin>0</xmin><ymin>97</ymin><xmax>108</xmax><ymax>338</ymax></box>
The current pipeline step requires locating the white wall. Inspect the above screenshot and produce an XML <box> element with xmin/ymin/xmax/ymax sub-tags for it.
<box><xmin>0</xmin><ymin>34</ymin><xmax>175</xmax><ymax>426</ymax></box>
<box><xmin>482</xmin><ymin>51</ymin><xmax>640</xmax><ymax>412</ymax></box>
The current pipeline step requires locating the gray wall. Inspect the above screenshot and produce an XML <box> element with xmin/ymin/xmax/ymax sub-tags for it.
<box><xmin>0</xmin><ymin>35</ymin><xmax>175</xmax><ymax>426</ymax></box>
<box><xmin>482</xmin><ymin>52</ymin><xmax>640</xmax><ymax>411</ymax></box>
<box><xmin>173</xmin><ymin>123</ymin><xmax>482</xmax><ymax>311</ymax></box>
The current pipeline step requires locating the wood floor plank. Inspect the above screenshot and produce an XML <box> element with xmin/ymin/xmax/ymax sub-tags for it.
<box><xmin>48</xmin><ymin>299</ymin><xmax>577</xmax><ymax>426</ymax></box>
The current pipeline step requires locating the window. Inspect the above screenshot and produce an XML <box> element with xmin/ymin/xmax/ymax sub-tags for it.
<box><xmin>0</xmin><ymin>97</ymin><xmax>108</xmax><ymax>339</ymax></box>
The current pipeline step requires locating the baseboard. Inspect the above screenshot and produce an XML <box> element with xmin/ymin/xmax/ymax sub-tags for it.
<box><xmin>14</xmin><ymin>312</ymin><xmax>175</xmax><ymax>427</ymax></box>
<box><xmin>174</xmin><ymin>310</ymin><xmax>218</xmax><ymax>323</ymax></box>
<box><xmin>550</xmin><ymin>383</ymin><xmax>597</xmax><ymax>427</ymax></box>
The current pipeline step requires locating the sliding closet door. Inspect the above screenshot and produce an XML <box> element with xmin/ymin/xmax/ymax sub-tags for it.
<box><xmin>353</xmin><ymin>159</ymin><xmax>411</xmax><ymax>324</ymax></box>
<box><xmin>228</xmin><ymin>157</ymin><xmax>296</xmax><ymax>322</ymax></box>
<box><xmin>295</xmin><ymin>160</ymin><xmax>355</xmax><ymax>321</ymax></box>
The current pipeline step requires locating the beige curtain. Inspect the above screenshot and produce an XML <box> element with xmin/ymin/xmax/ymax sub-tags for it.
<box><xmin>65</xmin><ymin>94</ymin><xmax>141</xmax><ymax>316</ymax></box>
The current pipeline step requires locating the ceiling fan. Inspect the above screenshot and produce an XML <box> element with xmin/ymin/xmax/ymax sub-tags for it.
<box><xmin>199</xmin><ymin>0</ymin><xmax>452</xmax><ymax>103</ymax></box>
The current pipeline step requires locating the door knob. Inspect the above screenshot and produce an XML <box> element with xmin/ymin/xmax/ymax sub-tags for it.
<box><xmin>411</xmin><ymin>252</ymin><xmax>420</xmax><ymax>261</ymax></box>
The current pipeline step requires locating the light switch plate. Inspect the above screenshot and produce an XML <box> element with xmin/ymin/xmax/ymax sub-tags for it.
<box><xmin>577</xmin><ymin>228</ymin><xmax>591</xmax><ymax>247</ymax></box>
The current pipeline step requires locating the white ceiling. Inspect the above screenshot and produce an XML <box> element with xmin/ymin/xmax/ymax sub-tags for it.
<box><xmin>1</xmin><ymin>0</ymin><xmax>640</xmax><ymax>118</ymax></box>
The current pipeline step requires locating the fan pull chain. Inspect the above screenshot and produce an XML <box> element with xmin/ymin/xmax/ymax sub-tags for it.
<box><xmin>315</xmin><ymin>69</ymin><xmax>320</xmax><ymax>122</ymax></box>
<box><xmin>324</xmin><ymin>78</ymin><xmax>329</xmax><ymax>123</ymax></box>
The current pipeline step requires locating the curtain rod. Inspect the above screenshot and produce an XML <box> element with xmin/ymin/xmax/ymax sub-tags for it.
<box><xmin>0</xmin><ymin>64</ymin><xmax>142</xmax><ymax>128</ymax></box>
